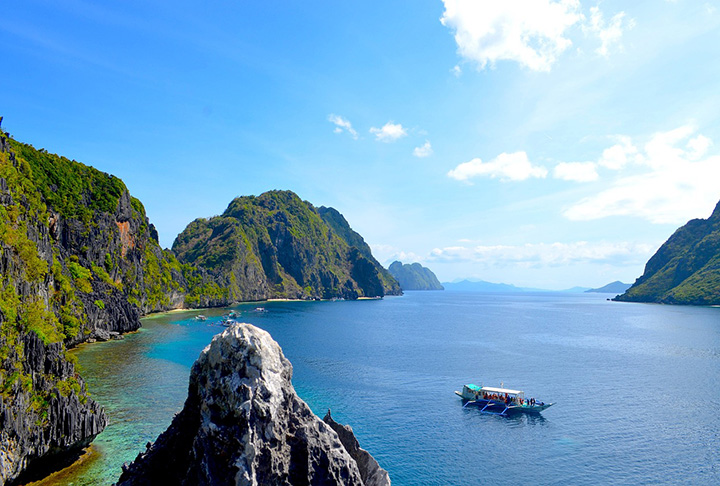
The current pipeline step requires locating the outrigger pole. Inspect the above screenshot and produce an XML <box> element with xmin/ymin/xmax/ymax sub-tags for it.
<box><xmin>463</xmin><ymin>400</ymin><xmax>509</xmax><ymax>416</ymax></box>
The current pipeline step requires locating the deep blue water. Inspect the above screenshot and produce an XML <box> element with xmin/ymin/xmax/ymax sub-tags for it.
<box><xmin>56</xmin><ymin>291</ymin><xmax>719</xmax><ymax>485</ymax></box>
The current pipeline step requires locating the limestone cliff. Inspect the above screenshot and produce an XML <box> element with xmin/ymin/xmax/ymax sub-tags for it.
<box><xmin>0</xmin><ymin>133</ymin><xmax>110</xmax><ymax>484</ymax></box>
<box><xmin>388</xmin><ymin>261</ymin><xmax>444</xmax><ymax>291</ymax></box>
<box><xmin>615</xmin><ymin>199</ymin><xmax>720</xmax><ymax>305</ymax></box>
<box><xmin>0</xmin><ymin>128</ymin><xmax>231</xmax><ymax>484</ymax></box>
<box><xmin>117</xmin><ymin>323</ymin><xmax>390</xmax><ymax>486</ymax></box>
<box><xmin>172</xmin><ymin>191</ymin><xmax>402</xmax><ymax>301</ymax></box>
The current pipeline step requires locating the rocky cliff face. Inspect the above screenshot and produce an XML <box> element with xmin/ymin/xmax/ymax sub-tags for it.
<box><xmin>0</xmin><ymin>333</ymin><xmax>106</xmax><ymax>485</ymax></box>
<box><xmin>0</xmin><ymin>130</ymin><xmax>228</xmax><ymax>484</ymax></box>
<box><xmin>173</xmin><ymin>191</ymin><xmax>401</xmax><ymax>301</ymax></box>
<box><xmin>615</xmin><ymin>199</ymin><xmax>720</xmax><ymax>305</ymax></box>
<box><xmin>322</xmin><ymin>410</ymin><xmax>390</xmax><ymax>486</ymax></box>
<box><xmin>388</xmin><ymin>261</ymin><xmax>444</xmax><ymax>291</ymax></box>
<box><xmin>117</xmin><ymin>323</ymin><xmax>390</xmax><ymax>486</ymax></box>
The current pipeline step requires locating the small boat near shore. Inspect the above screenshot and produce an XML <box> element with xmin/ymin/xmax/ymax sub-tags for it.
<box><xmin>455</xmin><ymin>384</ymin><xmax>553</xmax><ymax>415</ymax></box>
<box><xmin>195</xmin><ymin>315</ymin><xmax>207</xmax><ymax>321</ymax></box>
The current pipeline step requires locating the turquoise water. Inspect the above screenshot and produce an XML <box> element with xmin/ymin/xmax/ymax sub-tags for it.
<box><xmin>59</xmin><ymin>292</ymin><xmax>719</xmax><ymax>484</ymax></box>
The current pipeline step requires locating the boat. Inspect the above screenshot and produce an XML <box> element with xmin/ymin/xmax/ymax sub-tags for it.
<box><xmin>455</xmin><ymin>384</ymin><xmax>553</xmax><ymax>415</ymax></box>
<box><xmin>254</xmin><ymin>307</ymin><xmax>267</xmax><ymax>313</ymax></box>
<box><xmin>195</xmin><ymin>315</ymin><xmax>207</xmax><ymax>321</ymax></box>
<box><xmin>228</xmin><ymin>310</ymin><xmax>238</xmax><ymax>318</ymax></box>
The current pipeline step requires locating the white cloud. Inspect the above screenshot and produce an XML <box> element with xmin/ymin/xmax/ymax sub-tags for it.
<box><xmin>440</xmin><ymin>1</ymin><xmax>631</xmax><ymax>71</ymax></box>
<box><xmin>328</xmin><ymin>114</ymin><xmax>358</xmax><ymax>139</ymax></box>
<box><xmin>564</xmin><ymin>126</ymin><xmax>720</xmax><ymax>223</ymax></box>
<box><xmin>413</xmin><ymin>140</ymin><xmax>433</xmax><ymax>158</ymax></box>
<box><xmin>451</xmin><ymin>65</ymin><xmax>462</xmax><ymax>77</ymax></box>
<box><xmin>553</xmin><ymin>161</ymin><xmax>598</xmax><ymax>182</ymax></box>
<box><xmin>370</xmin><ymin>122</ymin><xmax>407</xmax><ymax>142</ymax></box>
<box><xmin>447</xmin><ymin>151</ymin><xmax>548</xmax><ymax>182</ymax></box>
<box><xmin>598</xmin><ymin>136</ymin><xmax>643</xmax><ymax>170</ymax></box>
<box><xmin>686</xmin><ymin>134</ymin><xmax>712</xmax><ymax>160</ymax></box>
<box><xmin>440</xmin><ymin>0</ymin><xmax>584</xmax><ymax>72</ymax></box>
<box><xmin>583</xmin><ymin>6</ymin><xmax>634</xmax><ymax>57</ymax></box>
<box><xmin>370</xmin><ymin>244</ymin><xmax>424</xmax><ymax>266</ymax></box>
<box><xmin>428</xmin><ymin>240</ymin><xmax>656</xmax><ymax>267</ymax></box>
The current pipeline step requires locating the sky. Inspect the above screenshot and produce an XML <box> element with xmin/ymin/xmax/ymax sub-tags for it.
<box><xmin>2</xmin><ymin>0</ymin><xmax>720</xmax><ymax>289</ymax></box>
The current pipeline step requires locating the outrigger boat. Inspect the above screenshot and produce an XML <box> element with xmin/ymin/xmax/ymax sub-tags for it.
<box><xmin>455</xmin><ymin>384</ymin><xmax>553</xmax><ymax>415</ymax></box>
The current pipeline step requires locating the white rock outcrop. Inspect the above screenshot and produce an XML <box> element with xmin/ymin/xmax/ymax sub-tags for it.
<box><xmin>117</xmin><ymin>323</ymin><xmax>389</xmax><ymax>486</ymax></box>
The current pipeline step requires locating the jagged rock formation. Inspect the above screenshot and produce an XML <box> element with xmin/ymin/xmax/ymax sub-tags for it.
<box><xmin>388</xmin><ymin>261</ymin><xmax>443</xmax><ymax>291</ymax></box>
<box><xmin>117</xmin><ymin>323</ymin><xmax>389</xmax><ymax>486</ymax></box>
<box><xmin>323</xmin><ymin>410</ymin><xmax>390</xmax><ymax>486</ymax></box>
<box><xmin>0</xmin><ymin>334</ymin><xmax>106</xmax><ymax>485</ymax></box>
<box><xmin>615</xmin><ymin>199</ymin><xmax>720</xmax><ymax>305</ymax></box>
<box><xmin>172</xmin><ymin>191</ymin><xmax>402</xmax><ymax>301</ymax></box>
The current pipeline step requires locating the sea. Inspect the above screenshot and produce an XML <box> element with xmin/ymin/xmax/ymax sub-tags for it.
<box><xmin>38</xmin><ymin>291</ymin><xmax>719</xmax><ymax>485</ymax></box>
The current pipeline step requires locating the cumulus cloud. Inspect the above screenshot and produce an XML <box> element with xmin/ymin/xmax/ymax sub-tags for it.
<box><xmin>564</xmin><ymin>126</ymin><xmax>720</xmax><ymax>223</ymax></box>
<box><xmin>413</xmin><ymin>140</ymin><xmax>433</xmax><ymax>158</ymax></box>
<box><xmin>427</xmin><ymin>240</ymin><xmax>656</xmax><ymax>267</ymax></box>
<box><xmin>370</xmin><ymin>122</ymin><xmax>407</xmax><ymax>142</ymax></box>
<box><xmin>328</xmin><ymin>114</ymin><xmax>358</xmax><ymax>139</ymax></box>
<box><xmin>370</xmin><ymin>244</ymin><xmax>424</xmax><ymax>266</ymax></box>
<box><xmin>440</xmin><ymin>0</ymin><xmax>583</xmax><ymax>71</ymax></box>
<box><xmin>447</xmin><ymin>151</ymin><xmax>548</xmax><ymax>182</ymax></box>
<box><xmin>440</xmin><ymin>0</ymin><xmax>631</xmax><ymax>71</ymax></box>
<box><xmin>583</xmin><ymin>6</ymin><xmax>634</xmax><ymax>57</ymax></box>
<box><xmin>553</xmin><ymin>161</ymin><xmax>598</xmax><ymax>182</ymax></box>
<box><xmin>598</xmin><ymin>136</ymin><xmax>643</xmax><ymax>170</ymax></box>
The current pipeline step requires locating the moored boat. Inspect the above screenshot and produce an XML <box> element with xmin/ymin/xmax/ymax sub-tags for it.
<box><xmin>455</xmin><ymin>384</ymin><xmax>553</xmax><ymax>415</ymax></box>
<box><xmin>195</xmin><ymin>315</ymin><xmax>207</xmax><ymax>321</ymax></box>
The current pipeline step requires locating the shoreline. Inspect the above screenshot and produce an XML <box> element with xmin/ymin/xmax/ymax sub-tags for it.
<box><xmin>26</xmin><ymin>445</ymin><xmax>102</xmax><ymax>486</ymax></box>
<box><xmin>140</xmin><ymin>294</ymin><xmax>393</xmax><ymax>319</ymax></box>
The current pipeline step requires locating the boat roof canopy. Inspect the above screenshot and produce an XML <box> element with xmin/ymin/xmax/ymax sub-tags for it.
<box><xmin>479</xmin><ymin>386</ymin><xmax>524</xmax><ymax>396</ymax></box>
<box><xmin>465</xmin><ymin>384</ymin><xmax>481</xmax><ymax>392</ymax></box>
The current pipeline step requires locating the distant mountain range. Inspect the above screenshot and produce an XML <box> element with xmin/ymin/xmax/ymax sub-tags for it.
<box><xmin>441</xmin><ymin>279</ymin><xmax>632</xmax><ymax>293</ymax></box>
<box><xmin>585</xmin><ymin>281</ymin><xmax>631</xmax><ymax>294</ymax></box>
<box><xmin>615</xmin><ymin>199</ymin><xmax>720</xmax><ymax>305</ymax></box>
<box><xmin>442</xmin><ymin>279</ymin><xmax>526</xmax><ymax>292</ymax></box>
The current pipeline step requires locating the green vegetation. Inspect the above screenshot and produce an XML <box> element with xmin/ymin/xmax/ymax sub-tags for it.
<box><xmin>616</xmin><ymin>200</ymin><xmax>720</xmax><ymax>305</ymax></box>
<box><xmin>173</xmin><ymin>190</ymin><xmax>401</xmax><ymax>300</ymax></box>
<box><xmin>388</xmin><ymin>261</ymin><xmax>444</xmax><ymax>291</ymax></box>
<box><xmin>9</xmin><ymin>139</ymin><xmax>127</xmax><ymax>225</ymax></box>
<box><xmin>68</xmin><ymin>261</ymin><xmax>93</xmax><ymax>293</ymax></box>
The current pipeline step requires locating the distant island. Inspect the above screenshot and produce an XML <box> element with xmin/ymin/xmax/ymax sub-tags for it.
<box><xmin>615</xmin><ymin>199</ymin><xmax>720</xmax><ymax>305</ymax></box>
<box><xmin>388</xmin><ymin>261</ymin><xmax>443</xmax><ymax>290</ymax></box>
<box><xmin>585</xmin><ymin>281</ymin><xmax>631</xmax><ymax>294</ymax></box>
<box><xmin>442</xmin><ymin>279</ymin><xmax>525</xmax><ymax>292</ymax></box>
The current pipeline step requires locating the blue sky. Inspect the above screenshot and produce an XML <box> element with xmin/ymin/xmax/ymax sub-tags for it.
<box><xmin>3</xmin><ymin>0</ymin><xmax>720</xmax><ymax>289</ymax></box>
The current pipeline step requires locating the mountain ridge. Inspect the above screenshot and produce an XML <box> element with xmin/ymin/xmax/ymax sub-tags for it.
<box><xmin>172</xmin><ymin>190</ymin><xmax>401</xmax><ymax>301</ymax></box>
<box><xmin>388</xmin><ymin>261</ymin><xmax>443</xmax><ymax>290</ymax></box>
<box><xmin>615</xmin><ymin>199</ymin><xmax>720</xmax><ymax>305</ymax></box>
